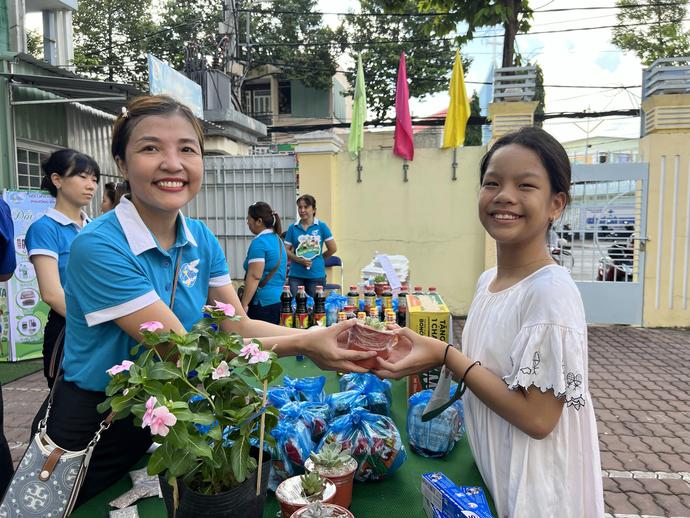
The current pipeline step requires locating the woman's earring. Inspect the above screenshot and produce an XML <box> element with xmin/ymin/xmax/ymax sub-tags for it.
<box><xmin>56</xmin><ymin>185</ymin><xmax>61</xmax><ymax>190</ymax></box>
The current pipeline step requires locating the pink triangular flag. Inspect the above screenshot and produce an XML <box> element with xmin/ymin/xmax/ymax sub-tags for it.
<box><xmin>394</xmin><ymin>52</ymin><xmax>414</xmax><ymax>161</ymax></box>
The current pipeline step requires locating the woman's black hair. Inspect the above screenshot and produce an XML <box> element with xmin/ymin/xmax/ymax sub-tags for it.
<box><xmin>104</xmin><ymin>182</ymin><xmax>116</xmax><ymax>204</ymax></box>
<box><xmin>296</xmin><ymin>194</ymin><xmax>317</xmax><ymax>215</ymax></box>
<box><xmin>248</xmin><ymin>201</ymin><xmax>282</xmax><ymax>236</ymax></box>
<box><xmin>40</xmin><ymin>149</ymin><xmax>101</xmax><ymax>198</ymax></box>
<box><xmin>479</xmin><ymin>126</ymin><xmax>571</xmax><ymax>206</ymax></box>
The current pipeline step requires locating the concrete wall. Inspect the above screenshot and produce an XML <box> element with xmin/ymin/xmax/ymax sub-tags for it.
<box><xmin>639</xmin><ymin>133</ymin><xmax>690</xmax><ymax>327</ymax></box>
<box><xmin>297</xmin><ymin>132</ymin><xmax>487</xmax><ymax>316</ymax></box>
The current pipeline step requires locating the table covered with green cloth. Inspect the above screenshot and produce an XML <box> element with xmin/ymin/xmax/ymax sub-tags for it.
<box><xmin>71</xmin><ymin>357</ymin><xmax>496</xmax><ymax>517</ymax></box>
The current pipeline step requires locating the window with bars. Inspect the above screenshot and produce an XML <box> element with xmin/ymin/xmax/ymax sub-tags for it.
<box><xmin>17</xmin><ymin>148</ymin><xmax>49</xmax><ymax>190</ymax></box>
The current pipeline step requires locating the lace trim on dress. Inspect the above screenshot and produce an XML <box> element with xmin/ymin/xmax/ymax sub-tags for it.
<box><xmin>502</xmin><ymin>376</ymin><xmax>586</xmax><ymax>410</ymax></box>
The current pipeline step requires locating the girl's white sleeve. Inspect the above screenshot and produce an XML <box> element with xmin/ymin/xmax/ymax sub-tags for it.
<box><xmin>502</xmin><ymin>323</ymin><xmax>587</xmax><ymax>410</ymax></box>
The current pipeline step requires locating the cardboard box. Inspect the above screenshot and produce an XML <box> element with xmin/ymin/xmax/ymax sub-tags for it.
<box><xmin>406</xmin><ymin>293</ymin><xmax>451</xmax><ymax>399</ymax></box>
<box><xmin>421</xmin><ymin>472</ymin><xmax>495</xmax><ymax>518</ymax></box>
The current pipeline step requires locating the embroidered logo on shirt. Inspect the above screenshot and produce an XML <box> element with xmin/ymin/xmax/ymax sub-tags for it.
<box><xmin>180</xmin><ymin>259</ymin><xmax>200</xmax><ymax>288</ymax></box>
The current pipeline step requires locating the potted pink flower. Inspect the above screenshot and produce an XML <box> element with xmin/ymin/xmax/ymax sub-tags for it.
<box><xmin>99</xmin><ymin>302</ymin><xmax>283</xmax><ymax>518</ymax></box>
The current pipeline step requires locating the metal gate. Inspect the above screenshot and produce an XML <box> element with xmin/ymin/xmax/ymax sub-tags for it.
<box><xmin>183</xmin><ymin>154</ymin><xmax>297</xmax><ymax>280</ymax></box>
<box><xmin>554</xmin><ymin>163</ymin><xmax>649</xmax><ymax>325</ymax></box>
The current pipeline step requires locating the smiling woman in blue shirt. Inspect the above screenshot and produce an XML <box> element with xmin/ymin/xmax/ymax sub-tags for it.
<box><xmin>25</xmin><ymin>149</ymin><xmax>100</xmax><ymax>388</ymax></box>
<box><xmin>28</xmin><ymin>95</ymin><xmax>375</xmax><ymax>509</ymax></box>
<box><xmin>241</xmin><ymin>201</ymin><xmax>287</xmax><ymax>324</ymax></box>
<box><xmin>284</xmin><ymin>194</ymin><xmax>337</xmax><ymax>299</ymax></box>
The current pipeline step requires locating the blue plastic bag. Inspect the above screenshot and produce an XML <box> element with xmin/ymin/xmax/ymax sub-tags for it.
<box><xmin>317</xmin><ymin>408</ymin><xmax>406</xmax><ymax>483</ymax></box>
<box><xmin>406</xmin><ymin>385</ymin><xmax>465</xmax><ymax>458</ymax></box>
<box><xmin>291</xmin><ymin>296</ymin><xmax>314</xmax><ymax>311</ymax></box>
<box><xmin>268</xmin><ymin>419</ymin><xmax>315</xmax><ymax>491</ymax></box>
<box><xmin>325</xmin><ymin>292</ymin><xmax>348</xmax><ymax>326</ymax></box>
<box><xmin>339</xmin><ymin>373</ymin><xmax>393</xmax><ymax>407</ymax></box>
<box><xmin>283</xmin><ymin>374</ymin><xmax>326</xmax><ymax>402</ymax></box>
<box><xmin>279</xmin><ymin>401</ymin><xmax>331</xmax><ymax>445</ymax></box>
<box><xmin>266</xmin><ymin>385</ymin><xmax>297</xmax><ymax>409</ymax></box>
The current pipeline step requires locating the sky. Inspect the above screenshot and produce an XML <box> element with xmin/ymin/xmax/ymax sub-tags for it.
<box><xmin>315</xmin><ymin>0</ymin><xmax>656</xmax><ymax>144</ymax></box>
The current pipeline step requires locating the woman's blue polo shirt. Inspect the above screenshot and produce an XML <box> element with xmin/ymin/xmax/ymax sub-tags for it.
<box><xmin>243</xmin><ymin>229</ymin><xmax>287</xmax><ymax>306</ymax></box>
<box><xmin>26</xmin><ymin>208</ymin><xmax>91</xmax><ymax>289</ymax></box>
<box><xmin>62</xmin><ymin>197</ymin><xmax>231</xmax><ymax>392</ymax></box>
<box><xmin>284</xmin><ymin>218</ymin><xmax>333</xmax><ymax>279</ymax></box>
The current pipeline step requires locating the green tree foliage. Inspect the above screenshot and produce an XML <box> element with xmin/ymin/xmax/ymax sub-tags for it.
<box><xmin>611</xmin><ymin>0</ymin><xmax>690</xmax><ymax>66</ymax></box>
<box><xmin>26</xmin><ymin>30</ymin><xmax>43</xmax><ymax>60</ymax></box>
<box><xmin>375</xmin><ymin>0</ymin><xmax>532</xmax><ymax>68</ymax></box>
<box><xmin>342</xmin><ymin>0</ymin><xmax>471</xmax><ymax>120</ymax></box>
<box><xmin>240</xmin><ymin>0</ymin><xmax>343</xmax><ymax>91</ymax></box>
<box><xmin>72</xmin><ymin>0</ymin><xmax>156</xmax><ymax>86</ymax></box>
<box><xmin>465</xmin><ymin>89</ymin><xmax>482</xmax><ymax>146</ymax></box>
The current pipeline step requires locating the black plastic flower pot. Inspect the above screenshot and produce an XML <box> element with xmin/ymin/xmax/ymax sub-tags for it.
<box><xmin>159</xmin><ymin>446</ymin><xmax>271</xmax><ymax>518</ymax></box>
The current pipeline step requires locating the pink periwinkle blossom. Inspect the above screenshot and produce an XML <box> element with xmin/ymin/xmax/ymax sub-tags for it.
<box><xmin>140</xmin><ymin>321</ymin><xmax>164</xmax><ymax>332</ymax></box>
<box><xmin>106</xmin><ymin>360</ymin><xmax>134</xmax><ymax>376</ymax></box>
<box><xmin>239</xmin><ymin>343</ymin><xmax>260</xmax><ymax>360</ymax></box>
<box><xmin>213</xmin><ymin>300</ymin><xmax>236</xmax><ymax>317</ymax></box>
<box><xmin>212</xmin><ymin>361</ymin><xmax>231</xmax><ymax>380</ymax></box>
<box><xmin>141</xmin><ymin>396</ymin><xmax>157</xmax><ymax>428</ymax></box>
<box><xmin>248</xmin><ymin>350</ymin><xmax>270</xmax><ymax>364</ymax></box>
<box><xmin>149</xmin><ymin>406</ymin><xmax>177</xmax><ymax>437</ymax></box>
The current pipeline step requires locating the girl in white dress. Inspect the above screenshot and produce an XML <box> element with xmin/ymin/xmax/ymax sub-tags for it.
<box><xmin>378</xmin><ymin>127</ymin><xmax>605</xmax><ymax>518</ymax></box>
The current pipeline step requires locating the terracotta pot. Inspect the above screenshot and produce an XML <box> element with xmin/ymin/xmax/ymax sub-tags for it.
<box><xmin>346</xmin><ymin>322</ymin><xmax>396</xmax><ymax>369</ymax></box>
<box><xmin>291</xmin><ymin>503</ymin><xmax>355</xmax><ymax>518</ymax></box>
<box><xmin>304</xmin><ymin>458</ymin><xmax>357</xmax><ymax>509</ymax></box>
<box><xmin>373</xmin><ymin>282</ymin><xmax>386</xmax><ymax>297</ymax></box>
<box><xmin>276</xmin><ymin>476</ymin><xmax>337</xmax><ymax>518</ymax></box>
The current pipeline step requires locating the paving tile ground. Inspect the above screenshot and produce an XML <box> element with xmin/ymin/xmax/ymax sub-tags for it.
<box><xmin>3</xmin><ymin>324</ymin><xmax>690</xmax><ymax>517</ymax></box>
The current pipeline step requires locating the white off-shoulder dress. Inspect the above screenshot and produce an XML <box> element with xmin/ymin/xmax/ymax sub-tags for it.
<box><xmin>462</xmin><ymin>265</ymin><xmax>604</xmax><ymax>518</ymax></box>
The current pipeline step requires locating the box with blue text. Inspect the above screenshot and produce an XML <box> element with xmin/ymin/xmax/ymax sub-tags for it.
<box><xmin>421</xmin><ymin>472</ymin><xmax>495</xmax><ymax>518</ymax></box>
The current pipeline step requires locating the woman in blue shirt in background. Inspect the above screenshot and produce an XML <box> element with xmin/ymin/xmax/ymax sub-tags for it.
<box><xmin>284</xmin><ymin>194</ymin><xmax>337</xmax><ymax>298</ymax></box>
<box><xmin>25</xmin><ymin>149</ymin><xmax>99</xmax><ymax>388</ymax></box>
<box><xmin>241</xmin><ymin>201</ymin><xmax>287</xmax><ymax>324</ymax></box>
<box><xmin>28</xmin><ymin>95</ymin><xmax>374</xmax><ymax>509</ymax></box>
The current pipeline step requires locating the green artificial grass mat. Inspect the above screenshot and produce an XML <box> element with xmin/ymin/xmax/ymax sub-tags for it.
<box><xmin>71</xmin><ymin>357</ymin><xmax>497</xmax><ymax>518</ymax></box>
<box><xmin>0</xmin><ymin>361</ymin><xmax>42</xmax><ymax>385</ymax></box>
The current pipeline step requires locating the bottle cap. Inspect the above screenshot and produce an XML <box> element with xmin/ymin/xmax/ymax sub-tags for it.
<box><xmin>428</xmin><ymin>287</ymin><xmax>437</xmax><ymax>291</ymax></box>
<box><xmin>316</xmin><ymin>286</ymin><xmax>323</xmax><ymax>290</ymax></box>
<box><xmin>414</xmin><ymin>286</ymin><xmax>422</xmax><ymax>291</ymax></box>
<box><xmin>298</xmin><ymin>286</ymin><xmax>305</xmax><ymax>290</ymax></box>
<box><xmin>367</xmin><ymin>285</ymin><xmax>374</xmax><ymax>290</ymax></box>
<box><xmin>357</xmin><ymin>312</ymin><xmax>366</xmax><ymax>318</ymax></box>
<box><xmin>399</xmin><ymin>286</ymin><xmax>408</xmax><ymax>292</ymax></box>
<box><xmin>384</xmin><ymin>285</ymin><xmax>391</xmax><ymax>290</ymax></box>
<box><xmin>283</xmin><ymin>286</ymin><xmax>290</xmax><ymax>290</ymax></box>
<box><xmin>350</xmin><ymin>285</ymin><xmax>357</xmax><ymax>290</ymax></box>
<box><xmin>344</xmin><ymin>306</ymin><xmax>354</xmax><ymax>311</ymax></box>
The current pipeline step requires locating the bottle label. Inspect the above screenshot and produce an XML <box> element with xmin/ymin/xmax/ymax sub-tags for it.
<box><xmin>364</xmin><ymin>295</ymin><xmax>376</xmax><ymax>310</ymax></box>
<box><xmin>297</xmin><ymin>313</ymin><xmax>310</xmax><ymax>329</ymax></box>
<box><xmin>347</xmin><ymin>295</ymin><xmax>358</xmax><ymax>308</ymax></box>
<box><xmin>381</xmin><ymin>295</ymin><xmax>392</xmax><ymax>310</ymax></box>
<box><xmin>398</xmin><ymin>297</ymin><xmax>407</xmax><ymax>310</ymax></box>
<box><xmin>313</xmin><ymin>313</ymin><xmax>326</xmax><ymax>328</ymax></box>
<box><xmin>281</xmin><ymin>314</ymin><xmax>294</xmax><ymax>328</ymax></box>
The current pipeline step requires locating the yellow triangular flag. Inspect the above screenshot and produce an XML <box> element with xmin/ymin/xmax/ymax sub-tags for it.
<box><xmin>442</xmin><ymin>50</ymin><xmax>471</xmax><ymax>148</ymax></box>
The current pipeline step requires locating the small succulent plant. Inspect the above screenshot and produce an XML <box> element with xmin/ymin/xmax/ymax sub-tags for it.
<box><xmin>373</xmin><ymin>275</ymin><xmax>387</xmax><ymax>283</ymax></box>
<box><xmin>300</xmin><ymin>472</ymin><xmax>326</xmax><ymax>499</ymax></box>
<box><xmin>363</xmin><ymin>316</ymin><xmax>387</xmax><ymax>331</ymax></box>
<box><xmin>309</xmin><ymin>442</ymin><xmax>352</xmax><ymax>468</ymax></box>
<box><xmin>301</xmin><ymin>502</ymin><xmax>335</xmax><ymax>518</ymax></box>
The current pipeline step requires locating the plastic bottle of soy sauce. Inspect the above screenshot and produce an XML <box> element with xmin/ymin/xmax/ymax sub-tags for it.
<box><xmin>364</xmin><ymin>285</ymin><xmax>376</xmax><ymax>315</ymax></box>
<box><xmin>413</xmin><ymin>286</ymin><xmax>424</xmax><ymax>296</ymax></box>
<box><xmin>397</xmin><ymin>286</ymin><xmax>408</xmax><ymax>327</ymax></box>
<box><xmin>312</xmin><ymin>286</ymin><xmax>326</xmax><ymax>328</ymax></box>
<box><xmin>280</xmin><ymin>286</ymin><xmax>294</xmax><ymax>328</ymax></box>
<box><xmin>347</xmin><ymin>285</ymin><xmax>360</xmax><ymax>309</ymax></box>
<box><xmin>380</xmin><ymin>285</ymin><xmax>393</xmax><ymax>321</ymax></box>
<box><xmin>295</xmin><ymin>286</ymin><xmax>309</xmax><ymax>329</ymax></box>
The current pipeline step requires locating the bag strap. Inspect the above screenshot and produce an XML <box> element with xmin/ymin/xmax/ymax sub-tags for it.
<box><xmin>257</xmin><ymin>234</ymin><xmax>283</xmax><ymax>289</ymax></box>
<box><xmin>170</xmin><ymin>245</ymin><xmax>184</xmax><ymax>311</ymax></box>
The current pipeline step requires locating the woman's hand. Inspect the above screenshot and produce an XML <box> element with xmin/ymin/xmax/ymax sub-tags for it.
<box><xmin>298</xmin><ymin>257</ymin><xmax>312</xmax><ymax>268</ymax></box>
<box><xmin>302</xmin><ymin>319</ymin><xmax>376</xmax><ymax>373</ymax></box>
<box><xmin>374</xmin><ymin>327</ymin><xmax>446</xmax><ymax>380</ymax></box>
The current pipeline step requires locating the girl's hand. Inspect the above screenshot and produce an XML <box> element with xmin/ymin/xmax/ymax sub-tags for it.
<box><xmin>302</xmin><ymin>319</ymin><xmax>376</xmax><ymax>373</ymax></box>
<box><xmin>374</xmin><ymin>327</ymin><xmax>446</xmax><ymax>380</ymax></box>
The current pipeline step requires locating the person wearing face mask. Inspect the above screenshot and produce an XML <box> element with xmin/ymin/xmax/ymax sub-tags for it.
<box><xmin>25</xmin><ymin>149</ymin><xmax>100</xmax><ymax>388</ymax></box>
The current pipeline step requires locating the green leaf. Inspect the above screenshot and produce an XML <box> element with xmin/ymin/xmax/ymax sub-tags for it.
<box><xmin>204</xmin><ymin>425</ymin><xmax>223</xmax><ymax>442</ymax></box>
<box><xmin>161</xmin><ymin>383</ymin><xmax>181</xmax><ymax>401</ymax></box>
<box><xmin>166</xmin><ymin>421</ymin><xmax>190</xmax><ymax>449</ymax></box>
<box><xmin>168</xmin><ymin>449</ymin><xmax>196</xmax><ymax>477</ymax></box>
<box><xmin>263</xmin><ymin>362</ymin><xmax>283</xmax><ymax>384</ymax></box>
<box><xmin>111</xmin><ymin>388</ymin><xmax>140</xmax><ymax>412</ymax></box>
<box><xmin>171</xmin><ymin>401</ymin><xmax>189</xmax><ymax>410</ymax></box>
<box><xmin>96</xmin><ymin>395</ymin><xmax>116</xmax><ymax>414</ymax></box>
<box><xmin>187</xmin><ymin>434</ymin><xmax>213</xmax><ymax>459</ymax></box>
<box><xmin>192</xmin><ymin>412</ymin><xmax>216</xmax><ymax>426</ymax></box>
<box><xmin>171</xmin><ymin>409</ymin><xmax>195</xmax><ymax>422</ymax></box>
<box><xmin>147</xmin><ymin>445</ymin><xmax>168</xmax><ymax>476</ymax></box>
<box><xmin>131</xmin><ymin>343</ymin><xmax>142</xmax><ymax>355</ymax></box>
<box><xmin>230</xmin><ymin>436</ymin><xmax>250</xmax><ymax>484</ymax></box>
<box><xmin>149</xmin><ymin>362</ymin><xmax>184</xmax><ymax>381</ymax></box>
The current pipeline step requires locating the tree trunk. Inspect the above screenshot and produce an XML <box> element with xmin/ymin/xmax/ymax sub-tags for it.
<box><xmin>501</xmin><ymin>0</ymin><xmax>521</xmax><ymax>68</ymax></box>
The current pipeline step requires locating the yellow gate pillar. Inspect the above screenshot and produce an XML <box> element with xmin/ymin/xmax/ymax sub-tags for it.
<box><xmin>483</xmin><ymin>101</ymin><xmax>540</xmax><ymax>271</ymax></box>
<box><xmin>639</xmin><ymin>93</ymin><xmax>690</xmax><ymax>327</ymax></box>
<box><xmin>294</xmin><ymin>131</ymin><xmax>344</xmax><ymax>288</ymax></box>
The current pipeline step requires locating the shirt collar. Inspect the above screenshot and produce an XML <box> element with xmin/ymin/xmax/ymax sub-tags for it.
<box><xmin>299</xmin><ymin>217</ymin><xmax>319</xmax><ymax>230</ymax></box>
<box><xmin>45</xmin><ymin>207</ymin><xmax>91</xmax><ymax>229</ymax></box>
<box><xmin>258</xmin><ymin>229</ymin><xmax>275</xmax><ymax>236</ymax></box>
<box><xmin>114</xmin><ymin>196</ymin><xmax>198</xmax><ymax>256</ymax></box>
